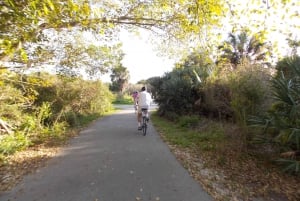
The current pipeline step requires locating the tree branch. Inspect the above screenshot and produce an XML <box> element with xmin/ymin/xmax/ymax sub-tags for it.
<box><xmin>0</xmin><ymin>118</ymin><xmax>13</xmax><ymax>134</ymax></box>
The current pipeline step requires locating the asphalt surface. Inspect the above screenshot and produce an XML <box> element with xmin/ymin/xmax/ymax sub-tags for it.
<box><xmin>0</xmin><ymin>105</ymin><xmax>213</xmax><ymax>201</ymax></box>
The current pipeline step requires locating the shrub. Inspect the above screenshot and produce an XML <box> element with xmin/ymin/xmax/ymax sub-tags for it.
<box><xmin>0</xmin><ymin>133</ymin><xmax>31</xmax><ymax>155</ymax></box>
<box><xmin>1</xmin><ymin>71</ymin><xmax>114</xmax><ymax>155</ymax></box>
<box><xmin>155</xmin><ymin>68</ymin><xmax>201</xmax><ymax>116</ymax></box>
<box><xmin>64</xmin><ymin>111</ymin><xmax>79</xmax><ymax>127</ymax></box>
<box><xmin>0</xmin><ymin>70</ymin><xmax>30</xmax><ymax>130</ymax></box>
<box><xmin>228</xmin><ymin>64</ymin><xmax>271</xmax><ymax>125</ymax></box>
<box><xmin>34</xmin><ymin>76</ymin><xmax>113</xmax><ymax>121</ymax></box>
<box><xmin>38</xmin><ymin>122</ymin><xmax>68</xmax><ymax>145</ymax></box>
<box><xmin>197</xmin><ymin>81</ymin><xmax>233</xmax><ymax>119</ymax></box>
<box><xmin>155</xmin><ymin>51</ymin><xmax>214</xmax><ymax>118</ymax></box>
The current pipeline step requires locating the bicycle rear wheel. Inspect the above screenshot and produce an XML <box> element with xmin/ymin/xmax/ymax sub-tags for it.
<box><xmin>142</xmin><ymin>117</ymin><xmax>147</xmax><ymax>136</ymax></box>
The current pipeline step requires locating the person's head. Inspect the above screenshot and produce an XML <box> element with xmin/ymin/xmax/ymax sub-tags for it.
<box><xmin>141</xmin><ymin>86</ymin><xmax>146</xmax><ymax>91</ymax></box>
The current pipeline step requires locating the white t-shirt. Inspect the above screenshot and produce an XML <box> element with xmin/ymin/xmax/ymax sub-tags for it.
<box><xmin>138</xmin><ymin>91</ymin><xmax>152</xmax><ymax>109</ymax></box>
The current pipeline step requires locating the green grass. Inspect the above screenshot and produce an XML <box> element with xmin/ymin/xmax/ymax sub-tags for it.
<box><xmin>151</xmin><ymin>112</ymin><xmax>225</xmax><ymax>151</ymax></box>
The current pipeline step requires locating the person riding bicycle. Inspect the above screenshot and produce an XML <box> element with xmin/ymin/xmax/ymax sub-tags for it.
<box><xmin>132</xmin><ymin>91</ymin><xmax>138</xmax><ymax>113</ymax></box>
<box><xmin>137</xmin><ymin>86</ymin><xmax>152</xmax><ymax>130</ymax></box>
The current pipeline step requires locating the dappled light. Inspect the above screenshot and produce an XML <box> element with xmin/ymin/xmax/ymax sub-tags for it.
<box><xmin>1</xmin><ymin>0</ymin><xmax>299</xmax><ymax>200</ymax></box>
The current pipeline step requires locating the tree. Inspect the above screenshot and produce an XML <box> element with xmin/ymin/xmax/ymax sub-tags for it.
<box><xmin>217</xmin><ymin>31</ymin><xmax>271</xmax><ymax>69</ymax></box>
<box><xmin>147</xmin><ymin>76</ymin><xmax>161</xmax><ymax>100</ymax></box>
<box><xmin>56</xmin><ymin>35</ymin><xmax>124</xmax><ymax>78</ymax></box>
<box><xmin>136</xmin><ymin>80</ymin><xmax>148</xmax><ymax>85</ymax></box>
<box><xmin>8</xmin><ymin>27</ymin><xmax>125</xmax><ymax>79</ymax></box>
<box><xmin>223</xmin><ymin>0</ymin><xmax>299</xmax><ymax>59</ymax></box>
<box><xmin>109</xmin><ymin>64</ymin><xmax>130</xmax><ymax>93</ymax></box>
<box><xmin>0</xmin><ymin>0</ymin><xmax>225</xmax><ymax>67</ymax></box>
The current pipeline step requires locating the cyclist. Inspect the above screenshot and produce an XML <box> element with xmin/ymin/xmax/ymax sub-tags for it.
<box><xmin>137</xmin><ymin>86</ymin><xmax>152</xmax><ymax>130</ymax></box>
<box><xmin>132</xmin><ymin>91</ymin><xmax>138</xmax><ymax>113</ymax></box>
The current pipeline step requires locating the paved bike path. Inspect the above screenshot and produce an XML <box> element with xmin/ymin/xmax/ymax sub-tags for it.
<box><xmin>0</xmin><ymin>105</ymin><xmax>213</xmax><ymax>201</ymax></box>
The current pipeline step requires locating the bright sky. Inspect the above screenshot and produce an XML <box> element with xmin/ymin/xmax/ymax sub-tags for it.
<box><xmin>120</xmin><ymin>31</ymin><xmax>175</xmax><ymax>84</ymax></box>
<box><xmin>101</xmin><ymin>30</ymin><xmax>175</xmax><ymax>84</ymax></box>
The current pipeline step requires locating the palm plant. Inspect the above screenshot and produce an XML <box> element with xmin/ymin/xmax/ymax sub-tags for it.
<box><xmin>217</xmin><ymin>31</ymin><xmax>271</xmax><ymax>69</ymax></box>
<box><xmin>248</xmin><ymin>56</ymin><xmax>300</xmax><ymax>174</ymax></box>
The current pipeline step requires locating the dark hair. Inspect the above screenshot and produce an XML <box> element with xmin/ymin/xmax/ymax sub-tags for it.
<box><xmin>141</xmin><ymin>86</ymin><xmax>146</xmax><ymax>91</ymax></box>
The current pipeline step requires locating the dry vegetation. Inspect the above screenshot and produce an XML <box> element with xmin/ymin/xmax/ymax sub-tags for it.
<box><xmin>155</xmin><ymin>118</ymin><xmax>300</xmax><ymax>201</ymax></box>
<box><xmin>0</xmin><ymin>146</ymin><xmax>60</xmax><ymax>192</ymax></box>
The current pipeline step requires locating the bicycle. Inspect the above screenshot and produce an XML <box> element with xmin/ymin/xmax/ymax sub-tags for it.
<box><xmin>141</xmin><ymin>108</ymin><xmax>149</xmax><ymax>136</ymax></box>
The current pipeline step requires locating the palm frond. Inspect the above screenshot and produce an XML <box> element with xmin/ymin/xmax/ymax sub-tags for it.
<box><xmin>288</xmin><ymin>128</ymin><xmax>300</xmax><ymax>149</ymax></box>
<box><xmin>276</xmin><ymin>158</ymin><xmax>300</xmax><ymax>174</ymax></box>
<box><xmin>271</xmin><ymin>78</ymin><xmax>294</xmax><ymax>105</ymax></box>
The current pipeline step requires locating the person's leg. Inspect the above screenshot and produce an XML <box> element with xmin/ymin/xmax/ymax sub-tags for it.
<box><xmin>137</xmin><ymin>107</ymin><xmax>142</xmax><ymax>130</ymax></box>
<box><xmin>146</xmin><ymin>110</ymin><xmax>149</xmax><ymax>121</ymax></box>
<box><xmin>134</xmin><ymin>103</ymin><xmax>137</xmax><ymax>113</ymax></box>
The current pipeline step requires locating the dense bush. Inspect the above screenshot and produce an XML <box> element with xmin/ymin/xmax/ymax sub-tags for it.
<box><xmin>228</xmin><ymin>64</ymin><xmax>271</xmax><ymax>125</ymax></box>
<box><xmin>33</xmin><ymin>75</ymin><xmax>113</xmax><ymax>126</ymax></box>
<box><xmin>155</xmin><ymin>67</ymin><xmax>201</xmax><ymax>118</ymax></box>
<box><xmin>196</xmin><ymin>81</ymin><xmax>233</xmax><ymax>119</ymax></box>
<box><xmin>154</xmin><ymin>51</ymin><xmax>213</xmax><ymax>119</ymax></box>
<box><xmin>194</xmin><ymin>63</ymin><xmax>272</xmax><ymax>123</ymax></box>
<box><xmin>154</xmin><ymin>52</ymin><xmax>271</xmax><ymax>124</ymax></box>
<box><xmin>0</xmin><ymin>70</ymin><xmax>31</xmax><ymax>128</ymax></box>
<box><xmin>0</xmin><ymin>70</ymin><xmax>113</xmax><ymax>155</ymax></box>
